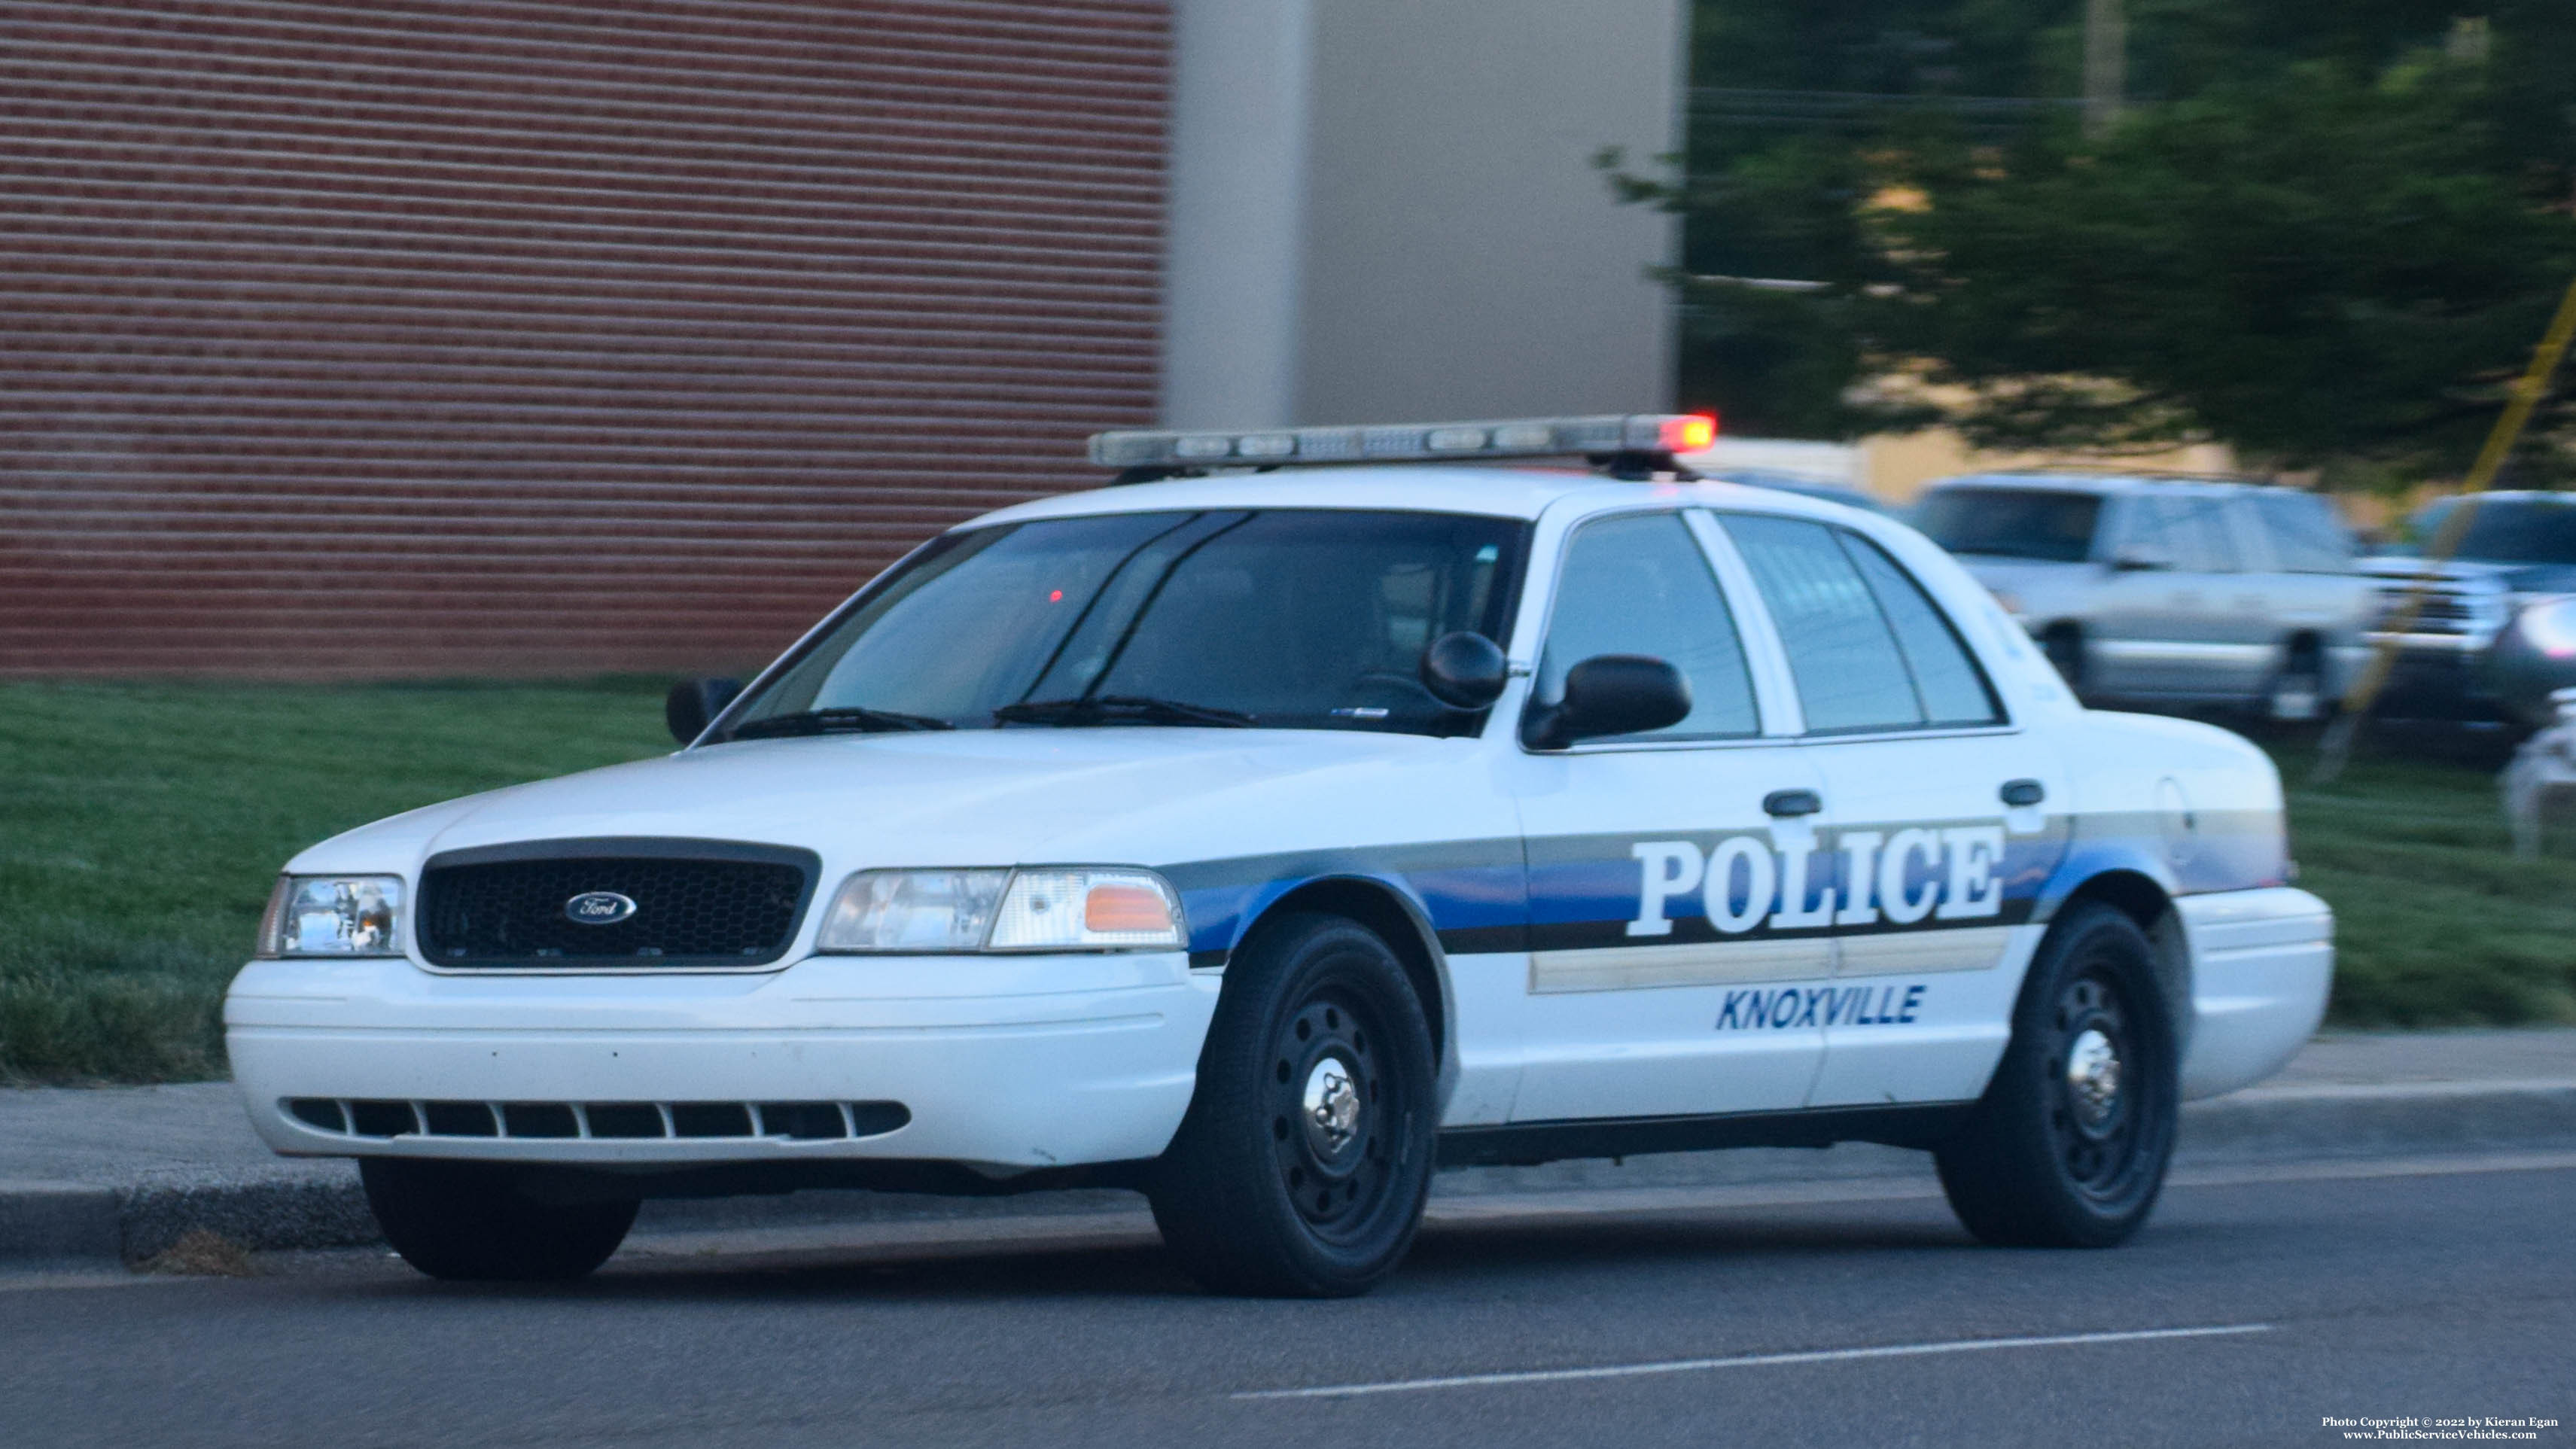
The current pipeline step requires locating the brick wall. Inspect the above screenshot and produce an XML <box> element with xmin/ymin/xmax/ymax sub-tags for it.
<box><xmin>0</xmin><ymin>0</ymin><xmax>1168</xmax><ymax>675</ymax></box>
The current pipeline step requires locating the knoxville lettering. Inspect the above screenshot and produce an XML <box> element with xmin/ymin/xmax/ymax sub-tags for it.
<box><xmin>1714</xmin><ymin>982</ymin><xmax>1926</xmax><ymax>1031</ymax></box>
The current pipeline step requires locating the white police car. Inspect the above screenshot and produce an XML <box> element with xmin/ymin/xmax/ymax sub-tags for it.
<box><xmin>227</xmin><ymin>415</ymin><xmax>2333</xmax><ymax>1296</ymax></box>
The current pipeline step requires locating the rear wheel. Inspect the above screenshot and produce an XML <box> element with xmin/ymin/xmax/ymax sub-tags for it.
<box><xmin>1147</xmin><ymin>912</ymin><xmax>1437</xmax><ymax>1297</ymax></box>
<box><xmin>1935</xmin><ymin>903</ymin><xmax>2177</xmax><ymax>1248</ymax></box>
<box><xmin>2266</xmin><ymin>638</ymin><xmax>2327</xmax><ymax>722</ymax></box>
<box><xmin>361</xmin><ymin>1158</ymin><xmax>637</xmax><ymax>1282</ymax></box>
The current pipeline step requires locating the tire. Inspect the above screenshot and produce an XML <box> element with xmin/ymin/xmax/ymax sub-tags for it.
<box><xmin>2041</xmin><ymin>625</ymin><xmax>2087</xmax><ymax>697</ymax></box>
<box><xmin>1935</xmin><ymin>902</ymin><xmax>2178</xmax><ymax>1248</ymax></box>
<box><xmin>361</xmin><ymin>1158</ymin><xmax>638</xmax><ymax>1282</ymax></box>
<box><xmin>1147</xmin><ymin>912</ymin><xmax>1438</xmax><ymax>1297</ymax></box>
<box><xmin>2266</xmin><ymin>640</ymin><xmax>2327</xmax><ymax>723</ymax></box>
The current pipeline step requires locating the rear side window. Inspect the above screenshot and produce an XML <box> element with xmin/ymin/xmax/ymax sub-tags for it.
<box><xmin>1539</xmin><ymin>513</ymin><xmax>1759</xmax><ymax>741</ymax></box>
<box><xmin>2251</xmin><ymin>492</ymin><xmax>2355</xmax><ymax>573</ymax></box>
<box><xmin>1722</xmin><ymin>515</ymin><xmax>2005</xmax><ymax>733</ymax></box>
<box><xmin>1844</xmin><ymin>539</ymin><xmax>2007</xmax><ymax>726</ymax></box>
<box><xmin>2126</xmin><ymin>494</ymin><xmax>2239</xmax><ymax>572</ymax></box>
<box><xmin>1912</xmin><ymin>487</ymin><xmax>2101</xmax><ymax>563</ymax></box>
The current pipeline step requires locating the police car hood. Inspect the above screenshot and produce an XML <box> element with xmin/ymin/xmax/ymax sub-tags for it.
<box><xmin>291</xmin><ymin>729</ymin><xmax>1500</xmax><ymax>877</ymax></box>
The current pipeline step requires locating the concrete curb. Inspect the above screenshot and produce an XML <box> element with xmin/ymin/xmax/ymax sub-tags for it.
<box><xmin>2180</xmin><ymin>1081</ymin><xmax>2576</xmax><ymax>1158</ymax></box>
<box><xmin>0</xmin><ymin>1180</ymin><xmax>121</xmax><ymax>1262</ymax></box>
<box><xmin>121</xmin><ymin>1178</ymin><xmax>383</xmax><ymax>1263</ymax></box>
<box><xmin>13</xmin><ymin>1079</ymin><xmax>2576</xmax><ymax>1266</ymax></box>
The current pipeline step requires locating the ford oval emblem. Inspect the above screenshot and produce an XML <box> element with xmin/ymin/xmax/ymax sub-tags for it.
<box><xmin>564</xmin><ymin>890</ymin><xmax>638</xmax><ymax>926</ymax></box>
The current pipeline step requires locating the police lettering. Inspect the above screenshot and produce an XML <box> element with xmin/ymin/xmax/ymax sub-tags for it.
<box><xmin>1628</xmin><ymin>823</ymin><xmax>2004</xmax><ymax>937</ymax></box>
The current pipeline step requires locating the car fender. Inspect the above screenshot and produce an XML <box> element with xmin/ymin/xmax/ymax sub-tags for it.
<box><xmin>1163</xmin><ymin>856</ymin><xmax>1467</xmax><ymax>1116</ymax></box>
<box><xmin>2030</xmin><ymin>842</ymin><xmax>2180</xmax><ymax>926</ymax></box>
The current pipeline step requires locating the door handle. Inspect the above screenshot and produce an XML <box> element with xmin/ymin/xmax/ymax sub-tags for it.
<box><xmin>1763</xmin><ymin>788</ymin><xmax>1822</xmax><ymax>817</ymax></box>
<box><xmin>2000</xmin><ymin>778</ymin><xmax>2046</xmax><ymax>808</ymax></box>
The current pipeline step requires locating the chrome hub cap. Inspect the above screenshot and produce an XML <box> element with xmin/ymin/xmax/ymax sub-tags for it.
<box><xmin>1302</xmin><ymin>1058</ymin><xmax>1363</xmax><ymax>1159</ymax></box>
<box><xmin>2048</xmin><ymin>970</ymin><xmax>2150</xmax><ymax>1197</ymax></box>
<box><xmin>2066</xmin><ymin>1027</ymin><xmax>2121</xmax><ymax>1127</ymax></box>
<box><xmin>1270</xmin><ymin>988</ymin><xmax>1396</xmax><ymax>1237</ymax></box>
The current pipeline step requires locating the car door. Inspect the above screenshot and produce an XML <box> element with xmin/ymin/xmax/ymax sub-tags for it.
<box><xmin>1502</xmin><ymin>507</ymin><xmax>1829</xmax><ymax>1123</ymax></box>
<box><xmin>2243</xmin><ymin>490</ymin><xmax>2368</xmax><ymax>714</ymax></box>
<box><xmin>1711</xmin><ymin>513</ymin><xmax>2071</xmax><ymax>1107</ymax></box>
<box><xmin>2091</xmin><ymin>491</ymin><xmax>2243</xmax><ymax>697</ymax></box>
<box><xmin>2183</xmin><ymin>492</ymin><xmax>2278</xmax><ymax>697</ymax></box>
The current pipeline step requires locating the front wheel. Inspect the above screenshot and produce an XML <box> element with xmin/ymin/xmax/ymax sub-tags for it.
<box><xmin>1147</xmin><ymin>912</ymin><xmax>1438</xmax><ymax>1297</ymax></box>
<box><xmin>1935</xmin><ymin>902</ymin><xmax>2178</xmax><ymax>1248</ymax></box>
<box><xmin>361</xmin><ymin>1158</ymin><xmax>638</xmax><ymax>1282</ymax></box>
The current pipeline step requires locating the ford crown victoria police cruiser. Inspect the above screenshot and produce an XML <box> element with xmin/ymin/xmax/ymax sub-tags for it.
<box><xmin>227</xmin><ymin>415</ymin><xmax>2333</xmax><ymax>1296</ymax></box>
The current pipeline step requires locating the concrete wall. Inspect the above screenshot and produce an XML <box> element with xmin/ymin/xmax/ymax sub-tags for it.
<box><xmin>1162</xmin><ymin>0</ymin><xmax>1682</xmax><ymax>428</ymax></box>
<box><xmin>1159</xmin><ymin>0</ymin><xmax>1312</xmax><ymax>430</ymax></box>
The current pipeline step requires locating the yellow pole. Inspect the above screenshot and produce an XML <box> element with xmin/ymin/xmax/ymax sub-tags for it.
<box><xmin>2313</xmin><ymin>272</ymin><xmax>2576</xmax><ymax>783</ymax></box>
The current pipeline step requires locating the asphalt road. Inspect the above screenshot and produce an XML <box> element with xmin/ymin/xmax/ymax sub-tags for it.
<box><xmin>4</xmin><ymin>1155</ymin><xmax>2569</xmax><ymax>1449</ymax></box>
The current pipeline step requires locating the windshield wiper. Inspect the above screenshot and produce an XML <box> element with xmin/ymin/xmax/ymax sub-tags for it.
<box><xmin>994</xmin><ymin>695</ymin><xmax>1256</xmax><ymax>729</ymax></box>
<box><xmin>727</xmin><ymin>706</ymin><xmax>954</xmax><ymax>739</ymax></box>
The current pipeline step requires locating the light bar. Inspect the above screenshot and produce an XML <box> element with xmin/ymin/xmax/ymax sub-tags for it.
<box><xmin>1088</xmin><ymin>413</ymin><xmax>1717</xmax><ymax>470</ymax></box>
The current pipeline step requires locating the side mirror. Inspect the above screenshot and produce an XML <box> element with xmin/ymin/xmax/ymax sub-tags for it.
<box><xmin>1521</xmin><ymin>655</ymin><xmax>1691</xmax><ymax>750</ymax></box>
<box><xmin>1419</xmin><ymin>631</ymin><xmax>1509</xmax><ymax>709</ymax></box>
<box><xmin>665</xmin><ymin>677</ymin><xmax>744</xmax><ymax>744</ymax></box>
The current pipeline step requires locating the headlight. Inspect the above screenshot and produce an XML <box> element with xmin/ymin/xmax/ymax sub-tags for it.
<box><xmin>2516</xmin><ymin>595</ymin><xmax>2576</xmax><ymax>659</ymax></box>
<box><xmin>815</xmin><ymin>867</ymin><xmax>1184</xmax><ymax>953</ymax></box>
<box><xmin>988</xmin><ymin>869</ymin><xmax>1185</xmax><ymax>951</ymax></box>
<box><xmin>257</xmin><ymin>875</ymin><xmax>405</xmax><ymax>958</ymax></box>
<box><xmin>815</xmin><ymin>869</ymin><xmax>1009</xmax><ymax>952</ymax></box>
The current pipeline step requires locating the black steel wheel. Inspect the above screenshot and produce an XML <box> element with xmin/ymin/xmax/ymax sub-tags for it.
<box><xmin>2039</xmin><ymin>624</ymin><xmax>2091</xmax><ymax>700</ymax></box>
<box><xmin>1271</xmin><ymin>991</ymin><xmax>1395</xmax><ymax>1237</ymax></box>
<box><xmin>361</xmin><ymin>1158</ymin><xmax>637</xmax><ymax>1282</ymax></box>
<box><xmin>1149</xmin><ymin>912</ymin><xmax>1436</xmax><ymax>1297</ymax></box>
<box><xmin>1935</xmin><ymin>902</ymin><xmax>2177</xmax><ymax>1247</ymax></box>
<box><xmin>2042</xmin><ymin>973</ymin><xmax>2148</xmax><ymax>1199</ymax></box>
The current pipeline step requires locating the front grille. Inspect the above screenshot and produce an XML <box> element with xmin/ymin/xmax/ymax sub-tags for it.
<box><xmin>416</xmin><ymin>839</ymin><xmax>819</xmax><ymax>968</ymax></box>
<box><xmin>2371</xmin><ymin>575</ymin><xmax>2493</xmax><ymax>636</ymax></box>
<box><xmin>286</xmin><ymin>1097</ymin><xmax>910</xmax><ymax>1142</ymax></box>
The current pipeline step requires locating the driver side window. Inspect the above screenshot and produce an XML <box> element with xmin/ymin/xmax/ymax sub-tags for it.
<box><xmin>1537</xmin><ymin>513</ymin><xmax>1758</xmax><ymax>741</ymax></box>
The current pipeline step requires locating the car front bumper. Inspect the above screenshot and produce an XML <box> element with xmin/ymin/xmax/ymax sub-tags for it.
<box><xmin>225</xmin><ymin>951</ymin><xmax>1221</xmax><ymax>1174</ymax></box>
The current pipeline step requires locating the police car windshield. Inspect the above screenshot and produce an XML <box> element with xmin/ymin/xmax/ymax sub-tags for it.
<box><xmin>1914</xmin><ymin>487</ymin><xmax>2103</xmax><ymax>564</ymax></box>
<box><xmin>720</xmin><ymin>509</ymin><xmax>1528</xmax><ymax>738</ymax></box>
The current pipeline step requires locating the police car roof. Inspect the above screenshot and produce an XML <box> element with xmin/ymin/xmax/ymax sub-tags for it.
<box><xmin>966</xmin><ymin>465</ymin><xmax>1888</xmax><ymax>530</ymax></box>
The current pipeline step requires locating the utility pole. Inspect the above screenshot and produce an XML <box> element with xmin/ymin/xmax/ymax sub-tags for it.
<box><xmin>2083</xmin><ymin>0</ymin><xmax>2125</xmax><ymax>139</ymax></box>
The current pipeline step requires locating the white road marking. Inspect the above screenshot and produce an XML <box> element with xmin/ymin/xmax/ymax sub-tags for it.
<box><xmin>1232</xmin><ymin>1323</ymin><xmax>2275</xmax><ymax>1400</ymax></box>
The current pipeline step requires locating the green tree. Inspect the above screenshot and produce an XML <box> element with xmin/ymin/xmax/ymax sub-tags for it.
<box><xmin>1652</xmin><ymin>1</ymin><xmax>2576</xmax><ymax>475</ymax></box>
<box><xmin>1878</xmin><ymin>54</ymin><xmax>2576</xmax><ymax>473</ymax></box>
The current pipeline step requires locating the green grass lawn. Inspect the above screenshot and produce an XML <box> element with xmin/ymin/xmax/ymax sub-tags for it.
<box><xmin>2269</xmin><ymin>735</ymin><xmax>2576</xmax><ymax>1029</ymax></box>
<box><xmin>1</xmin><ymin>680</ymin><xmax>674</xmax><ymax>1083</ymax></box>
<box><xmin>2</xmin><ymin>681</ymin><xmax>2570</xmax><ymax>1083</ymax></box>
